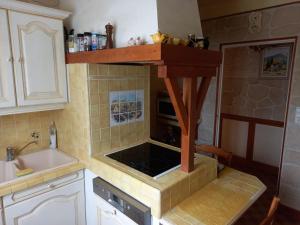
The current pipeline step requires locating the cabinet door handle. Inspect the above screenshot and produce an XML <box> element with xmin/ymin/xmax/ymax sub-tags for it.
<box><xmin>18</xmin><ymin>57</ymin><xmax>23</xmax><ymax>63</ymax></box>
<box><xmin>48</xmin><ymin>184</ymin><xmax>56</xmax><ymax>189</ymax></box>
<box><xmin>104</xmin><ymin>210</ymin><xmax>117</xmax><ymax>215</ymax></box>
<box><xmin>7</xmin><ymin>57</ymin><xmax>13</xmax><ymax>62</ymax></box>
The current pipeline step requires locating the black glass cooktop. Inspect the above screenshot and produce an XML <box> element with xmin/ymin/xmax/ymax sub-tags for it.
<box><xmin>107</xmin><ymin>143</ymin><xmax>181</xmax><ymax>178</ymax></box>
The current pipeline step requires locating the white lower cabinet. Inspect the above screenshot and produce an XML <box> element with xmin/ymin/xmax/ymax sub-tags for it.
<box><xmin>4</xmin><ymin>174</ymin><xmax>86</xmax><ymax>225</ymax></box>
<box><xmin>94</xmin><ymin>194</ymin><xmax>138</xmax><ymax>225</ymax></box>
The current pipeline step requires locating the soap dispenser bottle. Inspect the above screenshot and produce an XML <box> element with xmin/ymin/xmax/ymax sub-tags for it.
<box><xmin>49</xmin><ymin>121</ymin><xmax>57</xmax><ymax>150</ymax></box>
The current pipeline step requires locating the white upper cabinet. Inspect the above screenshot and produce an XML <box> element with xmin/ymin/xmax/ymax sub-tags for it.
<box><xmin>0</xmin><ymin>9</ymin><xmax>16</xmax><ymax>108</ymax></box>
<box><xmin>9</xmin><ymin>11</ymin><xmax>68</xmax><ymax>106</ymax></box>
<box><xmin>0</xmin><ymin>0</ymin><xmax>70</xmax><ymax>115</ymax></box>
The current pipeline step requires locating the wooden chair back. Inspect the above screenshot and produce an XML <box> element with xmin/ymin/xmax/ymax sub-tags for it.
<box><xmin>259</xmin><ymin>197</ymin><xmax>280</xmax><ymax>225</ymax></box>
<box><xmin>195</xmin><ymin>144</ymin><xmax>233</xmax><ymax>166</ymax></box>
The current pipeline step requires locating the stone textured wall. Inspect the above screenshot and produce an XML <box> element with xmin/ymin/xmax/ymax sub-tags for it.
<box><xmin>202</xmin><ymin>3</ymin><xmax>300</xmax><ymax>210</ymax></box>
<box><xmin>222</xmin><ymin>46</ymin><xmax>289</xmax><ymax>121</ymax></box>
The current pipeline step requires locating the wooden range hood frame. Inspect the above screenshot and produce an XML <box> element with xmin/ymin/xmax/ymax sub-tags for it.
<box><xmin>66</xmin><ymin>44</ymin><xmax>222</xmax><ymax>173</ymax></box>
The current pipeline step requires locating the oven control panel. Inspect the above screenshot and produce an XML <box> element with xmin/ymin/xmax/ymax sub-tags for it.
<box><xmin>93</xmin><ymin>177</ymin><xmax>151</xmax><ymax>225</ymax></box>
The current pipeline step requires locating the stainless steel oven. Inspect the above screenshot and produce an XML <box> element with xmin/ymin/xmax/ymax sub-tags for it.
<box><xmin>152</xmin><ymin>93</ymin><xmax>181</xmax><ymax>147</ymax></box>
<box><xmin>157</xmin><ymin>96</ymin><xmax>177</xmax><ymax>120</ymax></box>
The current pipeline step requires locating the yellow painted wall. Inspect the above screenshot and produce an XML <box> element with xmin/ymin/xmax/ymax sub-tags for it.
<box><xmin>198</xmin><ymin>0</ymin><xmax>300</xmax><ymax>20</ymax></box>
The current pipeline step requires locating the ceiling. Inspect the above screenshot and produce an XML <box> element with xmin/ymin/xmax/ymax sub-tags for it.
<box><xmin>198</xmin><ymin>0</ymin><xmax>300</xmax><ymax>20</ymax></box>
<box><xmin>18</xmin><ymin>0</ymin><xmax>59</xmax><ymax>7</ymax></box>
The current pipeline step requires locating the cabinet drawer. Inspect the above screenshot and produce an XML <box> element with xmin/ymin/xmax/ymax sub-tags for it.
<box><xmin>3</xmin><ymin>170</ymin><xmax>83</xmax><ymax>207</ymax></box>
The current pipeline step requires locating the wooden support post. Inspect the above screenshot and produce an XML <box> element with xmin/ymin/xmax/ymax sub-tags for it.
<box><xmin>181</xmin><ymin>77</ymin><xmax>197</xmax><ymax>172</ymax></box>
<box><xmin>246</xmin><ymin>122</ymin><xmax>256</xmax><ymax>160</ymax></box>
<box><xmin>160</xmin><ymin>65</ymin><xmax>214</xmax><ymax>173</ymax></box>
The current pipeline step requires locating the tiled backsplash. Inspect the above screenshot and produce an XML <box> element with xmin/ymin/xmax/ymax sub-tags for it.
<box><xmin>0</xmin><ymin>111</ymin><xmax>58</xmax><ymax>160</ymax></box>
<box><xmin>88</xmin><ymin>64</ymin><xmax>150</xmax><ymax>156</ymax></box>
<box><xmin>0</xmin><ymin>64</ymin><xmax>150</xmax><ymax>162</ymax></box>
<box><xmin>109</xmin><ymin>90</ymin><xmax>144</xmax><ymax>126</ymax></box>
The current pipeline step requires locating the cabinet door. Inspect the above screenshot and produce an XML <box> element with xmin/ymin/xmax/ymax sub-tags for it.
<box><xmin>94</xmin><ymin>194</ymin><xmax>138</xmax><ymax>225</ymax></box>
<box><xmin>0</xmin><ymin>9</ymin><xmax>16</xmax><ymax>108</ymax></box>
<box><xmin>9</xmin><ymin>11</ymin><xmax>68</xmax><ymax>106</ymax></box>
<box><xmin>4</xmin><ymin>180</ymin><xmax>86</xmax><ymax>225</ymax></box>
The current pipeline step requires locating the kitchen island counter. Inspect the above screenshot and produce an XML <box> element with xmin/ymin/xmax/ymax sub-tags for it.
<box><xmin>160</xmin><ymin>167</ymin><xmax>266</xmax><ymax>225</ymax></box>
<box><xmin>89</xmin><ymin>142</ymin><xmax>218</xmax><ymax>218</ymax></box>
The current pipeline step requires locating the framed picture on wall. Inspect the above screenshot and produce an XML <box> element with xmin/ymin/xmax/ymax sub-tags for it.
<box><xmin>260</xmin><ymin>44</ymin><xmax>293</xmax><ymax>79</ymax></box>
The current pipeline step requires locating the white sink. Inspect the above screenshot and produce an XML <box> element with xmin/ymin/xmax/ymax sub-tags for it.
<box><xmin>0</xmin><ymin>149</ymin><xmax>78</xmax><ymax>185</ymax></box>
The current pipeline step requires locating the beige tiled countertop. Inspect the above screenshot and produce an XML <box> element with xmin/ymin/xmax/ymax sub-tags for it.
<box><xmin>161</xmin><ymin>167</ymin><xmax>267</xmax><ymax>225</ymax></box>
<box><xmin>0</xmin><ymin>162</ymin><xmax>85</xmax><ymax>197</ymax></box>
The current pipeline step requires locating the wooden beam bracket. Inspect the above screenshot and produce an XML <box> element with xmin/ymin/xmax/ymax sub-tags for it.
<box><xmin>158</xmin><ymin>65</ymin><xmax>217</xmax><ymax>78</ymax></box>
<box><xmin>161</xmin><ymin>65</ymin><xmax>215</xmax><ymax>173</ymax></box>
<box><xmin>163</xmin><ymin>77</ymin><xmax>188</xmax><ymax>135</ymax></box>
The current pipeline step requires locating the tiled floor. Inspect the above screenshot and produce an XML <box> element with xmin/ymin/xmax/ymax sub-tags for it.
<box><xmin>233</xmin><ymin>166</ymin><xmax>299</xmax><ymax>225</ymax></box>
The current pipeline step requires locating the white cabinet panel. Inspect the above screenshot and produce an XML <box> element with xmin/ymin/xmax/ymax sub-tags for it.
<box><xmin>85</xmin><ymin>169</ymin><xmax>98</xmax><ymax>225</ymax></box>
<box><xmin>0</xmin><ymin>209</ymin><xmax>3</xmax><ymax>225</ymax></box>
<box><xmin>253</xmin><ymin>124</ymin><xmax>284</xmax><ymax>167</ymax></box>
<box><xmin>4</xmin><ymin>180</ymin><xmax>86</xmax><ymax>225</ymax></box>
<box><xmin>0</xmin><ymin>9</ymin><xmax>16</xmax><ymax>108</ymax></box>
<box><xmin>94</xmin><ymin>194</ymin><xmax>138</xmax><ymax>225</ymax></box>
<box><xmin>221</xmin><ymin>119</ymin><xmax>249</xmax><ymax>158</ymax></box>
<box><xmin>9</xmin><ymin>11</ymin><xmax>68</xmax><ymax>106</ymax></box>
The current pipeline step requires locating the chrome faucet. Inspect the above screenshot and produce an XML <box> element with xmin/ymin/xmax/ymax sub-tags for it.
<box><xmin>6</xmin><ymin>140</ymin><xmax>38</xmax><ymax>161</ymax></box>
<box><xmin>6</xmin><ymin>146</ymin><xmax>15</xmax><ymax>161</ymax></box>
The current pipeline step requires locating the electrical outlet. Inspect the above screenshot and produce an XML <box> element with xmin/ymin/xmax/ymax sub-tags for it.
<box><xmin>31</xmin><ymin>131</ymin><xmax>40</xmax><ymax>140</ymax></box>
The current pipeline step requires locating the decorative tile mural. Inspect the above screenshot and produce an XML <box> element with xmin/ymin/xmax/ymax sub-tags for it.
<box><xmin>110</xmin><ymin>90</ymin><xmax>144</xmax><ymax>126</ymax></box>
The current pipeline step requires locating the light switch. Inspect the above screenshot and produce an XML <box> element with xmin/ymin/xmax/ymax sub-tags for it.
<box><xmin>295</xmin><ymin>107</ymin><xmax>300</xmax><ymax>125</ymax></box>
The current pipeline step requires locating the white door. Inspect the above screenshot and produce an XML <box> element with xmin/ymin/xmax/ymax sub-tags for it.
<box><xmin>0</xmin><ymin>209</ymin><xmax>3</xmax><ymax>225</ymax></box>
<box><xmin>9</xmin><ymin>11</ymin><xmax>68</xmax><ymax>106</ymax></box>
<box><xmin>94</xmin><ymin>194</ymin><xmax>138</xmax><ymax>225</ymax></box>
<box><xmin>0</xmin><ymin>9</ymin><xmax>16</xmax><ymax>108</ymax></box>
<box><xmin>4</xmin><ymin>180</ymin><xmax>86</xmax><ymax>225</ymax></box>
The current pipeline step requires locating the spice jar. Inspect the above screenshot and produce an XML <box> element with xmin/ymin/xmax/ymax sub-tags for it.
<box><xmin>91</xmin><ymin>32</ymin><xmax>99</xmax><ymax>51</ymax></box>
<box><xmin>68</xmin><ymin>34</ymin><xmax>75</xmax><ymax>53</ymax></box>
<box><xmin>84</xmin><ymin>32</ymin><xmax>92</xmax><ymax>51</ymax></box>
<box><xmin>98</xmin><ymin>35</ymin><xmax>106</xmax><ymax>49</ymax></box>
<box><xmin>77</xmin><ymin>33</ymin><xmax>84</xmax><ymax>52</ymax></box>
